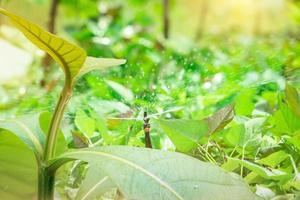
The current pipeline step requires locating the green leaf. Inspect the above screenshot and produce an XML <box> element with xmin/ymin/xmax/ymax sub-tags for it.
<box><xmin>75</xmin><ymin>109</ymin><xmax>95</xmax><ymax>138</ymax></box>
<box><xmin>0</xmin><ymin>131</ymin><xmax>37</xmax><ymax>200</ymax></box>
<box><xmin>105</xmin><ymin>80</ymin><xmax>134</xmax><ymax>102</ymax></box>
<box><xmin>205</xmin><ymin>105</ymin><xmax>234</xmax><ymax>134</ymax></box>
<box><xmin>0</xmin><ymin>114</ymin><xmax>44</xmax><ymax>156</ymax></box>
<box><xmin>76</xmin><ymin>166</ymin><xmax>114</xmax><ymax>200</ymax></box>
<box><xmin>287</xmin><ymin>131</ymin><xmax>300</xmax><ymax>151</ymax></box>
<box><xmin>268</xmin><ymin>103</ymin><xmax>300</xmax><ymax>136</ymax></box>
<box><xmin>228</xmin><ymin>158</ymin><xmax>291</xmax><ymax>181</ymax></box>
<box><xmin>60</xmin><ymin>146</ymin><xmax>259</xmax><ymax>200</ymax></box>
<box><xmin>256</xmin><ymin>151</ymin><xmax>289</xmax><ymax>168</ymax></box>
<box><xmin>76</xmin><ymin>57</ymin><xmax>126</xmax><ymax>79</ymax></box>
<box><xmin>285</xmin><ymin>83</ymin><xmax>300</xmax><ymax>118</ymax></box>
<box><xmin>157</xmin><ymin>105</ymin><xmax>234</xmax><ymax>152</ymax></box>
<box><xmin>235</xmin><ymin>89</ymin><xmax>255</xmax><ymax>116</ymax></box>
<box><xmin>157</xmin><ymin>119</ymin><xmax>208</xmax><ymax>152</ymax></box>
<box><xmin>0</xmin><ymin>7</ymin><xmax>86</xmax><ymax>82</ymax></box>
<box><xmin>0</xmin><ymin>8</ymin><xmax>126</xmax><ymax>85</ymax></box>
<box><xmin>223</xmin><ymin>124</ymin><xmax>245</xmax><ymax>147</ymax></box>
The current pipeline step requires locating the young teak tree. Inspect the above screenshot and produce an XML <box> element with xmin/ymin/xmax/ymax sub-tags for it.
<box><xmin>0</xmin><ymin>8</ymin><xmax>260</xmax><ymax>200</ymax></box>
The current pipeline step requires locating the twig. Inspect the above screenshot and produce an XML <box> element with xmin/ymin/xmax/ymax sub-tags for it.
<box><xmin>163</xmin><ymin>0</ymin><xmax>170</xmax><ymax>39</ymax></box>
<box><xmin>143</xmin><ymin>111</ymin><xmax>152</xmax><ymax>148</ymax></box>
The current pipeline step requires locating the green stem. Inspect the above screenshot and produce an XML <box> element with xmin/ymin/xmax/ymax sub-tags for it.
<box><xmin>38</xmin><ymin>84</ymin><xmax>72</xmax><ymax>200</ymax></box>
<box><xmin>44</xmin><ymin>85</ymin><xmax>72</xmax><ymax>161</ymax></box>
<box><xmin>38</xmin><ymin>165</ymin><xmax>55</xmax><ymax>200</ymax></box>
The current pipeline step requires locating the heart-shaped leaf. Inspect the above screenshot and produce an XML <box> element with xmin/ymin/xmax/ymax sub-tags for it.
<box><xmin>157</xmin><ymin>119</ymin><xmax>208</xmax><ymax>152</ymax></box>
<box><xmin>157</xmin><ymin>105</ymin><xmax>234</xmax><ymax>152</ymax></box>
<box><xmin>59</xmin><ymin>146</ymin><xmax>259</xmax><ymax>200</ymax></box>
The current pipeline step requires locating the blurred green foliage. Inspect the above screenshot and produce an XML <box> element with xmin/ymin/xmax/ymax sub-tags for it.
<box><xmin>1</xmin><ymin>0</ymin><xmax>300</xmax><ymax>199</ymax></box>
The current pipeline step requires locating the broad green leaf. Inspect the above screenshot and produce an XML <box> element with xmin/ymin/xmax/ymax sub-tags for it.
<box><xmin>205</xmin><ymin>105</ymin><xmax>234</xmax><ymax>134</ymax></box>
<box><xmin>106</xmin><ymin>80</ymin><xmax>134</xmax><ymax>102</ymax></box>
<box><xmin>256</xmin><ymin>151</ymin><xmax>289</xmax><ymax>168</ymax></box>
<box><xmin>75</xmin><ymin>109</ymin><xmax>95</xmax><ymax>138</ymax></box>
<box><xmin>60</xmin><ymin>146</ymin><xmax>259</xmax><ymax>200</ymax></box>
<box><xmin>76</xmin><ymin>57</ymin><xmax>126</xmax><ymax>79</ymax></box>
<box><xmin>228</xmin><ymin>158</ymin><xmax>291</xmax><ymax>181</ymax></box>
<box><xmin>285</xmin><ymin>83</ymin><xmax>300</xmax><ymax>117</ymax></box>
<box><xmin>76</xmin><ymin>166</ymin><xmax>114</xmax><ymax>200</ymax></box>
<box><xmin>158</xmin><ymin>119</ymin><xmax>208</xmax><ymax>152</ymax></box>
<box><xmin>157</xmin><ymin>105</ymin><xmax>233</xmax><ymax>152</ymax></box>
<box><xmin>0</xmin><ymin>8</ymin><xmax>86</xmax><ymax>82</ymax></box>
<box><xmin>0</xmin><ymin>114</ymin><xmax>44</xmax><ymax>156</ymax></box>
<box><xmin>0</xmin><ymin>131</ymin><xmax>37</xmax><ymax>200</ymax></box>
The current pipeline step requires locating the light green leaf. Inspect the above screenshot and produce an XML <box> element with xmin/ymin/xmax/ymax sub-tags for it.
<box><xmin>75</xmin><ymin>109</ymin><xmax>96</xmax><ymax>138</ymax></box>
<box><xmin>105</xmin><ymin>80</ymin><xmax>134</xmax><ymax>102</ymax></box>
<box><xmin>256</xmin><ymin>151</ymin><xmax>289</xmax><ymax>168</ymax></box>
<box><xmin>0</xmin><ymin>114</ymin><xmax>44</xmax><ymax>156</ymax></box>
<box><xmin>0</xmin><ymin>131</ymin><xmax>37</xmax><ymax>200</ymax></box>
<box><xmin>223</xmin><ymin>124</ymin><xmax>245</xmax><ymax>147</ymax></box>
<box><xmin>61</xmin><ymin>146</ymin><xmax>259</xmax><ymax>200</ymax></box>
<box><xmin>158</xmin><ymin>119</ymin><xmax>208</xmax><ymax>152</ymax></box>
<box><xmin>157</xmin><ymin>105</ymin><xmax>234</xmax><ymax>152</ymax></box>
<box><xmin>287</xmin><ymin>131</ymin><xmax>300</xmax><ymax>151</ymax></box>
<box><xmin>268</xmin><ymin>103</ymin><xmax>300</xmax><ymax>136</ymax></box>
<box><xmin>0</xmin><ymin>8</ymin><xmax>86</xmax><ymax>83</ymax></box>
<box><xmin>76</xmin><ymin>57</ymin><xmax>126</xmax><ymax>79</ymax></box>
<box><xmin>228</xmin><ymin>158</ymin><xmax>291</xmax><ymax>181</ymax></box>
<box><xmin>0</xmin><ymin>8</ymin><xmax>126</xmax><ymax>84</ymax></box>
<box><xmin>76</xmin><ymin>166</ymin><xmax>114</xmax><ymax>200</ymax></box>
<box><xmin>235</xmin><ymin>89</ymin><xmax>255</xmax><ymax>116</ymax></box>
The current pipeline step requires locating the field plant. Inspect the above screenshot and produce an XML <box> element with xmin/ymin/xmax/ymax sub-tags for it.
<box><xmin>0</xmin><ymin>8</ymin><xmax>264</xmax><ymax>200</ymax></box>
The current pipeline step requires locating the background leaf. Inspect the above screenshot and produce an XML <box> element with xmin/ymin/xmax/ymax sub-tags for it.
<box><xmin>157</xmin><ymin>119</ymin><xmax>208</xmax><ymax>152</ymax></box>
<box><xmin>205</xmin><ymin>105</ymin><xmax>234</xmax><ymax>134</ymax></box>
<box><xmin>75</xmin><ymin>109</ymin><xmax>95</xmax><ymax>138</ymax></box>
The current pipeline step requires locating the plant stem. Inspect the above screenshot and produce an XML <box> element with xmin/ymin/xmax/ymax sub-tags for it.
<box><xmin>38</xmin><ymin>85</ymin><xmax>71</xmax><ymax>200</ymax></box>
<box><xmin>38</xmin><ymin>165</ymin><xmax>55</xmax><ymax>200</ymax></box>
<box><xmin>44</xmin><ymin>85</ymin><xmax>72</xmax><ymax>161</ymax></box>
